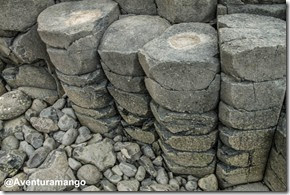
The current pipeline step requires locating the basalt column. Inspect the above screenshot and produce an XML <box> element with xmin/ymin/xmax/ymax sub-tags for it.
<box><xmin>98</xmin><ymin>15</ymin><xmax>170</xmax><ymax>144</ymax></box>
<box><xmin>37</xmin><ymin>0</ymin><xmax>122</xmax><ymax>136</ymax></box>
<box><xmin>216</xmin><ymin>14</ymin><xmax>286</xmax><ymax>188</ymax></box>
<box><xmin>139</xmin><ymin>23</ymin><xmax>220</xmax><ymax>177</ymax></box>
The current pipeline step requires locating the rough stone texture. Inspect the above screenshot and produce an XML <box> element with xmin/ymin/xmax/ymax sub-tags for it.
<box><xmin>114</xmin><ymin>0</ymin><xmax>157</xmax><ymax>15</ymax></box>
<box><xmin>156</xmin><ymin>122</ymin><xmax>218</xmax><ymax>152</ymax></box>
<box><xmin>17</xmin><ymin>87</ymin><xmax>58</xmax><ymax>105</ymax></box>
<box><xmin>77</xmin><ymin>164</ymin><xmax>102</xmax><ymax>184</ymax></box>
<box><xmin>37</xmin><ymin>0</ymin><xmax>120</xmax><ymax>49</ymax></box>
<box><xmin>139</xmin><ymin>23</ymin><xmax>219</xmax><ymax>91</ymax></box>
<box><xmin>224</xmin><ymin>182</ymin><xmax>269</xmax><ymax>192</ymax></box>
<box><xmin>117</xmin><ymin>179</ymin><xmax>140</xmax><ymax>191</ymax></box>
<box><xmin>26</xmin><ymin>150</ymin><xmax>75</xmax><ymax>191</ymax></box>
<box><xmin>98</xmin><ymin>15</ymin><xmax>170</xmax><ymax>76</ymax></box>
<box><xmin>0</xmin><ymin>0</ymin><xmax>54</xmax><ymax>33</ymax></box>
<box><xmin>0</xmin><ymin>150</ymin><xmax>26</xmax><ymax>177</ymax></box>
<box><xmin>2</xmin><ymin>65</ymin><xmax>56</xmax><ymax>90</ymax></box>
<box><xmin>124</xmin><ymin>127</ymin><xmax>156</xmax><ymax>144</ymax></box>
<box><xmin>151</xmin><ymin>101</ymin><xmax>218</xmax><ymax>135</ymax></box>
<box><xmin>73</xmin><ymin>139</ymin><xmax>116</xmax><ymax>171</ymax></box>
<box><xmin>220</xmin><ymin>74</ymin><xmax>286</xmax><ymax>111</ymax></box>
<box><xmin>155</xmin><ymin>0</ymin><xmax>217</xmax><ymax>23</ymax></box>
<box><xmin>219</xmin><ymin>102</ymin><xmax>281</xmax><ymax>130</ymax></box>
<box><xmin>145</xmin><ymin>76</ymin><xmax>220</xmax><ymax>113</ymax></box>
<box><xmin>1</xmin><ymin>116</ymin><xmax>29</xmax><ymax>138</ymax></box>
<box><xmin>30</xmin><ymin>117</ymin><xmax>59</xmax><ymax>133</ymax></box>
<box><xmin>117</xmin><ymin>105</ymin><xmax>149</xmax><ymax>126</ymax></box>
<box><xmin>0</xmin><ymin>90</ymin><xmax>32</xmax><ymax>120</ymax></box>
<box><xmin>62</xmin><ymin>81</ymin><xmax>112</xmax><ymax>109</ymax></box>
<box><xmin>218</xmin><ymin>14</ymin><xmax>286</xmax><ymax>82</ymax></box>
<box><xmin>72</xmin><ymin>102</ymin><xmax>116</xmax><ymax>119</ymax></box>
<box><xmin>108</xmin><ymin>84</ymin><xmax>151</xmax><ymax>116</ymax></box>
<box><xmin>198</xmin><ymin>174</ymin><xmax>218</xmax><ymax>191</ymax></box>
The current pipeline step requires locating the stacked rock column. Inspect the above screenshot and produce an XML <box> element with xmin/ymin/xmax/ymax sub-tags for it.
<box><xmin>37</xmin><ymin>0</ymin><xmax>122</xmax><ymax>136</ymax></box>
<box><xmin>216</xmin><ymin>14</ymin><xmax>286</xmax><ymax>188</ymax></box>
<box><xmin>139</xmin><ymin>23</ymin><xmax>220</xmax><ymax>177</ymax></box>
<box><xmin>0</xmin><ymin>0</ymin><xmax>59</xmax><ymax>104</ymax></box>
<box><xmin>264</xmin><ymin>103</ymin><xmax>287</xmax><ymax>191</ymax></box>
<box><xmin>98</xmin><ymin>15</ymin><xmax>170</xmax><ymax>144</ymax></box>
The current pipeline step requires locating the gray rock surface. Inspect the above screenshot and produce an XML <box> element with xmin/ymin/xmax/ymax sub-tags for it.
<box><xmin>77</xmin><ymin>164</ymin><xmax>102</xmax><ymax>184</ymax></box>
<box><xmin>198</xmin><ymin>174</ymin><xmax>218</xmax><ymax>191</ymax></box>
<box><xmin>114</xmin><ymin>0</ymin><xmax>156</xmax><ymax>15</ymax></box>
<box><xmin>30</xmin><ymin>117</ymin><xmax>59</xmax><ymax>133</ymax></box>
<box><xmin>22</xmin><ymin>125</ymin><xmax>44</xmax><ymax>149</ymax></box>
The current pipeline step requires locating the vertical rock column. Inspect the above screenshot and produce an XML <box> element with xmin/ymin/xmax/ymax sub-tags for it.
<box><xmin>216</xmin><ymin>14</ymin><xmax>286</xmax><ymax>188</ymax></box>
<box><xmin>139</xmin><ymin>23</ymin><xmax>220</xmax><ymax>177</ymax></box>
<box><xmin>264</xmin><ymin>104</ymin><xmax>286</xmax><ymax>191</ymax></box>
<box><xmin>98</xmin><ymin>15</ymin><xmax>170</xmax><ymax>144</ymax></box>
<box><xmin>37</xmin><ymin>0</ymin><xmax>122</xmax><ymax>136</ymax></box>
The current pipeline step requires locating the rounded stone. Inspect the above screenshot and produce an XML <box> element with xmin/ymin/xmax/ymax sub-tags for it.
<box><xmin>77</xmin><ymin>164</ymin><xmax>103</xmax><ymax>185</ymax></box>
<box><xmin>0</xmin><ymin>90</ymin><xmax>31</xmax><ymax>120</ymax></box>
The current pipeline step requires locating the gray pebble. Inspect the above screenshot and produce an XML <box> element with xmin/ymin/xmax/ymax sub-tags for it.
<box><xmin>156</xmin><ymin>168</ymin><xmax>168</xmax><ymax>185</ymax></box>
<box><xmin>62</xmin><ymin>128</ymin><xmax>78</xmax><ymax>145</ymax></box>
<box><xmin>119</xmin><ymin>162</ymin><xmax>137</xmax><ymax>177</ymax></box>
<box><xmin>61</xmin><ymin>108</ymin><xmax>76</xmax><ymax>119</ymax></box>
<box><xmin>185</xmin><ymin>180</ymin><xmax>198</xmax><ymax>191</ymax></box>
<box><xmin>75</xmin><ymin>126</ymin><xmax>92</xmax><ymax>144</ymax></box>
<box><xmin>142</xmin><ymin>145</ymin><xmax>155</xmax><ymax>159</ymax></box>
<box><xmin>26</xmin><ymin>146</ymin><xmax>51</xmax><ymax>168</ymax></box>
<box><xmin>19</xmin><ymin>141</ymin><xmax>35</xmax><ymax>157</ymax></box>
<box><xmin>101</xmin><ymin>180</ymin><xmax>117</xmax><ymax>191</ymax></box>
<box><xmin>52</xmin><ymin>98</ymin><xmax>66</xmax><ymax>110</ymax></box>
<box><xmin>135</xmin><ymin>166</ymin><xmax>146</xmax><ymax>181</ymax></box>
<box><xmin>43</xmin><ymin>137</ymin><xmax>56</xmax><ymax>151</ymax></box>
<box><xmin>58</xmin><ymin>114</ymin><xmax>78</xmax><ymax>131</ymax></box>
<box><xmin>53</xmin><ymin>131</ymin><xmax>65</xmax><ymax>143</ymax></box>
<box><xmin>77</xmin><ymin>164</ymin><xmax>103</xmax><ymax>185</ymax></box>
<box><xmin>1</xmin><ymin>135</ymin><xmax>19</xmax><ymax>151</ymax></box>
<box><xmin>68</xmin><ymin>158</ymin><xmax>82</xmax><ymax>171</ymax></box>
<box><xmin>22</xmin><ymin>125</ymin><xmax>44</xmax><ymax>149</ymax></box>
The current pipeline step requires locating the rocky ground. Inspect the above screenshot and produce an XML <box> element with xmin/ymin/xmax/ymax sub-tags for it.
<box><xmin>0</xmin><ymin>89</ymin><xmax>271</xmax><ymax>192</ymax></box>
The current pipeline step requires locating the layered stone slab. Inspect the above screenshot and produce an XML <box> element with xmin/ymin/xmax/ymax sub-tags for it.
<box><xmin>150</xmin><ymin>101</ymin><xmax>218</xmax><ymax>135</ymax></box>
<box><xmin>98</xmin><ymin>15</ymin><xmax>170</xmax><ymax>76</ymax></box>
<box><xmin>72</xmin><ymin>102</ymin><xmax>117</xmax><ymax>119</ymax></box>
<box><xmin>124</xmin><ymin>126</ymin><xmax>157</xmax><ymax>144</ymax></box>
<box><xmin>116</xmin><ymin>104</ymin><xmax>149</xmax><ymax>126</ymax></box>
<box><xmin>107</xmin><ymin>84</ymin><xmax>151</xmax><ymax>117</ymax></box>
<box><xmin>145</xmin><ymin>76</ymin><xmax>220</xmax><ymax>113</ymax></box>
<box><xmin>221</xmin><ymin>74</ymin><xmax>286</xmax><ymax>111</ymax></box>
<box><xmin>218</xmin><ymin>14</ymin><xmax>286</xmax><ymax>82</ymax></box>
<box><xmin>139</xmin><ymin>23</ymin><xmax>219</xmax><ymax>91</ymax></box>
<box><xmin>37</xmin><ymin>0</ymin><xmax>120</xmax><ymax>49</ymax></box>
<box><xmin>159</xmin><ymin>140</ymin><xmax>216</xmax><ymax>167</ymax></box>
<box><xmin>114</xmin><ymin>0</ymin><xmax>157</xmax><ymax>15</ymax></box>
<box><xmin>155</xmin><ymin>122</ymin><xmax>218</xmax><ymax>152</ymax></box>
<box><xmin>219</xmin><ymin>102</ymin><xmax>281</xmax><ymax>130</ymax></box>
<box><xmin>155</xmin><ymin>0</ymin><xmax>217</xmax><ymax>23</ymax></box>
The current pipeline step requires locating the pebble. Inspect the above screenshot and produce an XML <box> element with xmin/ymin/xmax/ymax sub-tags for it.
<box><xmin>39</xmin><ymin>107</ymin><xmax>58</xmax><ymax>121</ymax></box>
<box><xmin>1</xmin><ymin>135</ymin><xmax>19</xmax><ymax>151</ymax></box>
<box><xmin>26</xmin><ymin>147</ymin><xmax>51</xmax><ymax>168</ymax></box>
<box><xmin>43</xmin><ymin>137</ymin><xmax>56</xmax><ymax>151</ymax></box>
<box><xmin>135</xmin><ymin>166</ymin><xmax>146</xmax><ymax>181</ymax></box>
<box><xmin>61</xmin><ymin>108</ymin><xmax>76</xmax><ymax>119</ymax></box>
<box><xmin>30</xmin><ymin>117</ymin><xmax>59</xmax><ymax>133</ymax></box>
<box><xmin>19</xmin><ymin>141</ymin><xmax>35</xmax><ymax>157</ymax></box>
<box><xmin>14</xmin><ymin>132</ymin><xmax>24</xmax><ymax>140</ymax></box>
<box><xmin>185</xmin><ymin>180</ymin><xmax>198</xmax><ymax>191</ymax></box>
<box><xmin>62</xmin><ymin>128</ymin><xmax>78</xmax><ymax>145</ymax></box>
<box><xmin>30</xmin><ymin>99</ymin><xmax>47</xmax><ymax>113</ymax></box>
<box><xmin>156</xmin><ymin>168</ymin><xmax>169</xmax><ymax>185</ymax></box>
<box><xmin>52</xmin><ymin>98</ymin><xmax>66</xmax><ymax>110</ymax></box>
<box><xmin>169</xmin><ymin>178</ymin><xmax>180</xmax><ymax>190</ymax></box>
<box><xmin>139</xmin><ymin>155</ymin><xmax>157</xmax><ymax>177</ymax></box>
<box><xmin>117</xmin><ymin>179</ymin><xmax>140</xmax><ymax>191</ymax></box>
<box><xmin>75</xmin><ymin>126</ymin><xmax>92</xmax><ymax>144</ymax></box>
<box><xmin>112</xmin><ymin>165</ymin><xmax>123</xmax><ymax>176</ymax></box>
<box><xmin>25</xmin><ymin>109</ymin><xmax>38</xmax><ymax>121</ymax></box>
<box><xmin>68</xmin><ymin>158</ymin><xmax>82</xmax><ymax>171</ymax></box>
<box><xmin>198</xmin><ymin>174</ymin><xmax>218</xmax><ymax>191</ymax></box>
<box><xmin>58</xmin><ymin>114</ymin><xmax>78</xmax><ymax>131</ymax></box>
<box><xmin>119</xmin><ymin>162</ymin><xmax>137</xmax><ymax>177</ymax></box>
<box><xmin>22</xmin><ymin>125</ymin><xmax>44</xmax><ymax>149</ymax></box>
<box><xmin>77</xmin><ymin>164</ymin><xmax>103</xmax><ymax>185</ymax></box>
<box><xmin>101</xmin><ymin>180</ymin><xmax>117</xmax><ymax>191</ymax></box>
<box><xmin>87</xmin><ymin>133</ymin><xmax>102</xmax><ymax>145</ymax></box>
<box><xmin>152</xmin><ymin>156</ymin><xmax>163</xmax><ymax>166</ymax></box>
<box><xmin>53</xmin><ymin>131</ymin><xmax>65</xmax><ymax>143</ymax></box>
<box><xmin>82</xmin><ymin>185</ymin><xmax>101</xmax><ymax>191</ymax></box>
<box><xmin>141</xmin><ymin>145</ymin><xmax>156</xmax><ymax>159</ymax></box>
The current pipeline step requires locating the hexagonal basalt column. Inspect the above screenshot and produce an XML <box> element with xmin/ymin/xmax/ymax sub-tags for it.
<box><xmin>98</xmin><ymin>15</ymin><xmax>170</xmax><ymax>143</ymax></box>
<box><xmin>139</xmin><ymin>23</ymin><xmax>220</xmax><ymax>177</ymax></box>
<box><xmin>216</xmin><ymin>13</ymin><xmax>286</xmax><ymax>188</ymax></box>
<box><xmin>37</xmin><ymin>0</ymin><xmax>121</xmax><ymax>135</ymax></box>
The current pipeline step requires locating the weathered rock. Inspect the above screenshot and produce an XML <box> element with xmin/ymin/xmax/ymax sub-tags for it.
<box><xmin>62</xmin><ymin>81</ymin><xmax>112</xmax><ymax>109</ymax></box>
<box><xmin>30</xmin><ymin>117</ymin><xmax>59</xmax><ymax>133</ymax></box>
<box><xmin>218</xmin><ymin>14</ymin><xmax>286</xmax><ymax>82</ymax></box>
<box><xmin>17</xmin><ymin>87</ymin><xmax>58</xmax><ymax>105</ymax></box>
<box><xmin>185</xmin><ymin>180</ymin><xmax>197</xmax><ymax>191</ymax></box>
<box><xmin>0</xmin><ymin>0</ymin><xmax>54</xmax><ymax>32</ymax></box>
<box><xmin>119</xmin><ymin>162</ymin><xmax>137</xmax><ymax>177</ymax></box>
<box><xmin>39</xmin><ymin>107</ymin><xmax>58</xmax><ymax>121</ymax></box>
<box><xmin>58</xmin><ymin>114</ymin><xmax>78</xmax><ymax>131</ymax></box>
<box><xmin>156</xmin><ymin>168</ymin><xmax>169</xmax><ymax>185</ymax></box>
<box><xmin>114</xmin><ymin>0</ymin><xmax>156</xmax><ymax>15</ymax></box>
<box><xmin>108</xmin><ymin>84</ymin><xmax>151</xmax><ymax>116</ymax></box>
<box><xmin>156</xmin><ymin>0</ymin><xmax>216</xmax><ymax>23</ymax></box>
<box><xmin>22</xmin><ymin>125</ymin><xmax>44</xmax><ymax>149</ymax></box>
<box><xmin>198</xmin><ymin>174</ymin><xmax>218</xmax><ymax>191</ymax></box>
<box><xmin>156</xmin><ymin>122</ymin><xmax>218</xmax><ymax>152</ymax></box>
<box><xmin>26</xmin><ymin>147</ymin><xmax>51</xmax><ymax>168</ymax></box>
<box><xmin>30</xmin><ymin>99</ymin><xmax>48</xmax><ymax>113</ymax></box>
<box><xmin>19</xmin><ymin>141</ymin><xmax>35</xmax><ymax>157</ymax></box>
<box><xmin>102</xmin><ymin>61</ymin><xmax>146</xmax><ymax>93</ymax></box>
<box><xmin>53</xmin><ymin>131</ymin><xmax>65</xmax><ymax>143</ymax></box>
<box><xmin>43</xmin><ymin>138</ymin><xmax>56</xmax><ymax>151</ymax></box>
<box><xmin>1</xmin><ymin>135</ymin><xmax>19</xmax><ymax>151</ymax></box>
<box><xmin>1</xmin><ymin>116</ymin><xmax>29</xmax><ymax>138</ymax></box>
<box><xmin>37</xmin><ymin>0</ymin><xmax>120</xmax><ymax>49</ymax></box>
<box><xmin>0</xmin><ymin>172</ymin><xmax>27</xmax><ymax>191</ymax></box>
<box><xmin>274</xmin><ymin>111</ymin><xmax>286</xmax><ymax>158</ymax></box>
<box><xmin>224</xmin><ymin>182</ymin><xmax>270</xmax><ymax>192</ymax></box>
<box><xmin>145</xmin><ymin>76</ymin><xmax>220</xmax><ymax>113</ymax></box>
<box><xmin>216</xmin><ymin>163</ymin><xmax>265</xmax><ymax>188</ymax></box>
<box><xmin>159</xmin><ymin>140</ymin><xmax>215</xmax><ymax>167</ymax></box>
<box><xmin>72</xmin><ymin>102</ymin><xmax>116</xmax><ymax>119</ymax></box>
<box><xmin>219</xmin><ymin>102</ymin><xmax>281</xmax><ymax>130</ymax></box>
<box><xmin>77</xmin><ymin>164</ymin><xmax>102</xmax><ymax>184</ymax></box>
<box><xmin>56</xmin><ymin>69</ymin><xmax>105</xmax><ymax>87</ymax></box>
<box><xmin>117</xmin><ymin>179</ymin><xmax>140</xmax><ymax>191</ymax></box>
<box><xmin>0</xmin><ymin>90</ymin><xmax>31</xmax><ymax>120</ymax></box>
<box><xmin>149</xmin><ymin>183</ymin><xmax>176</xmax><ymax>191</ymax></box>
<box><xmin>139</xmin><ymin>155</ymin><xmax>157</xmax><ymax>177</ymax></box>
<box><xmin>62</xmin><ymin>128</ymin><xmax>78</xmax><ymax>145</ymax></box>
<box><xmin>163</xmin><ymin>156</ymin><xmax>216</xmax><ymax>177</ymax></box>
<box><xmin>0</xmin><ymin>150</ymin><xmax>26</xmax><ymax>176</ymax></box>
<box><xmin>68</xmin><ymin>158</ymin><xmax>81</xmax><ymax>171</ymax></box>
<box><xmin>219</xmin><ymin>125</ymin><xmax>275</xmax><ymax>151</ymax></box>
<box><xmin>114</xmin><ymin>142</ymin><xmax>141</xmax><ymax>161</ymax></box>
<box><xmin>82</xmin><ymin>186</ymin><xmax>101</xmax><ymax>191</ymax></box>
<box><xmin>75</xmin><ymin>126</ymin><xmax>92</xmax><ymax>144</ymax></box>
<box><xmin>139</xmin><ymin>23</ymin><xmax>219</xmax><ymax>91</ymax></box>
<box><xmin>124</xmin><ymin>126</ymin><xmax>157</xmax><ymax>144</ymax></box>
<box><xmin>221</xmin><ymin>74</ymin><xmax>286</xmax><ymax>111</ymax></box>
<box><xmin>0</xmin><ymin>79</ymin><xmax>6</xmax><ymax>96</ymax></box>
<box><xmin>264</xmin><ymin>164</ymin><xmax>286</xmax><ymax>191</ymax></box>
<box><xmin>75</xmin><ymin>112</ymin><xmax>120</xmax><ymax>134</ymax></box>
<box><xmin>98</xmin><ymin>15</ymin><xmax>170</xmax><ymax>76</ymax></box>
<box><xmin>135</xmin><ymin>166</ymin><xmax>146</xmax><ymax>181</ymax></box>
<box><xmin>3</xmin><ymin>65</ymin><xmax>56</xmax><ymax>90</ymax></box>
<box><xmin>26</xmin><ymin>150</ymin><xmax>75</xmax><ymax>191</ymax></box>
<box><xmin>150</xmin><ymin>101</ymin><xmax>218</xmax><ymax>135</ymax></box>
<box><xmin>52</xmin><ymin>98</ymin><xmax>66</xmax><ymax>110</ymax></box>
<box><xmin>101</xmin><ymin>179</ymin><xmax>117</xmax><ymax>191</ymax></box>
<box><xmin>73</xmin><ymin>139</ymin><xmax>116</xmax><ymax>171</ymax></box>
<box><xmin>117</xmin><ymin>105</ymin><xmax>149</xmax><ymax>126</ymax></box>
<box><xmin>141</xmin><ymin>145</ymin><xmax>155</xmax><ymax>159</ymax></box>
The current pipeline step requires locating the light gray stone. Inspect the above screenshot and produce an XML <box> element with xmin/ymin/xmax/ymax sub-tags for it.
<box><xmin>117</xmin><ymin>179</ymin><xmax>140</xmax><ymax>191</ymax></box>
<box><xmin>43</xmin><ymin>137</ymin><xmax>56</xmax><ymax>151</ymax></box>
<box><xmin>30</xmin><ymin>117</ymin><xmax>59</xmax><ymax>133</ymax></box>
<box><xmin>1</xmin><ymin>116</ymin><xmax>29</xmax><ymax>138</ymax></box>
<box><xmin>72</xmin><ymin>102</ymin><xmax>116</xmax><ymax>119</ymax></box>
<box><xmin>17</xmin><ymin>87</ymin><xmax>58</xmax><ymax>105</ymax></box>
<box><xmin>145</xmin><ymin>76</ymin><xmax>220</xmax><ymax>113</ymax></box>
<box><xmin>19</xmin><ymin>141</ymin><xmax>35</xmax><ymax>157</ymax></box>
<box><xmin>77</xmin><ymin>164</ymin><xmax>102</xmax><ymax>184</ymax></box>
<box><xmin>224</xmin><ymin>182</ymin><xmax>270</xmax><ymax>191</ymax></box>
<box><xmin>68</xmin><ymin>158</ymin><xmax>82</xmax><ymax>171</ymax></box>
<box><xmin>62</xmin><ymin>128</ymin><xmax>78</xmax><ymax>145</ymax></box>
<box><xmin>114</xmin><ymin>0</ymin><xmax>156</xmax><ymax>15</ymax></box>
<box><xmin>119</xmin><ymin>162</ymin><xmax>137</xmax><ymax>177</ymax></box>
<box><xmin>98</xmin><ymin>15</ymin><xmax>170</xmax><ymax>76</ymax></box>
<box><xmin>39</xmin><ymin>107</ymin><xmax>58</xmax><ymax>121</ymax></box>
<box><xmin>101</xmin><ymin>179</ymin><xmax>117</xmax><ymax>191</ymax></box>
<box><xmin>58</xmin><ymin>114</ymin><xmax>78</xmax><ymax>131</ymax></box>
<box><xmin>198</xmin><ymin>174</ymin><xmax>218</xmax><ymax>191</ymax></box>
<box><xmin>156</xmin><ymin>168</ymin><xmax>168</xmax><ymax>185</ymax></box>
<box><xmin>139</xmin><ymin>155</ymin><xmax>157</xmax><ymax>177</ymax></box>
<box><xmin>185</xmin><ymin>180</ymin><xmax>197</xmax><ymax>191</ymax></box>
<box><xmin>117</xmin><ymin>104</ymin><xmax>148</xmax><ymax>126</ymax></box>
<box><xmin>0</xmin><ymin>90</ymin><xmax>31</xmax><ymax>120</ymax></box>
<box><xmin>135</xmin><ymin>166</ymin><xmax>146</xmax><ymax>181</ymax></box>
<box><xmin>0</xmin><ymin>150</ymin><xmax>26</xmax><ymax>176</ymax></box>
<box><xmin>149</xmin><ymin>183</ymin><xmax>176</xmax><ymax>191</ymax></box>
<box><xmin>53</xmin><ymin>131</ymin><xmax>65</xmax><ymax>143</ymax></box>
<box><xmin>75</xmin><ymin>126</ymin><xmax>92</xmax><ymax>144</ymax></box>
<box><xmin>1</xmin><ymin>135</ymin><xmax>19</xmax><ymax>151</ymax></box>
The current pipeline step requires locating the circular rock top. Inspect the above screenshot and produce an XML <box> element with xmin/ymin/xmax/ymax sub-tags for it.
<box><xmin>139</xmin><ymin>23</ymin><xmax>219</xmax><ymax>91</ymax></box>
<box><xmin>37</xmin><ymin>0</ymin><xmax>119</xmax><ymax>48</ymax></box>
<box><xmin>98</xmin><ymin>15</ymin><xmax>170</xmax><ymax>76</ymax></box>
<box><xmin>0</xmin><ymin>90</ymin><xmax>32</xmax><ymax>120</ymax></box>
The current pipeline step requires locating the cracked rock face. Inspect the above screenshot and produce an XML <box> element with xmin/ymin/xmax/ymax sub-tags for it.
<box><xmin>0</xmin><ymin>90</ymin><xmax>31</xmax><ymax>120</ymax></box>
<box><xmin>155</xmin><ymin>0</ymin><xmax>217</xmax><ymax>23</ymax></box>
